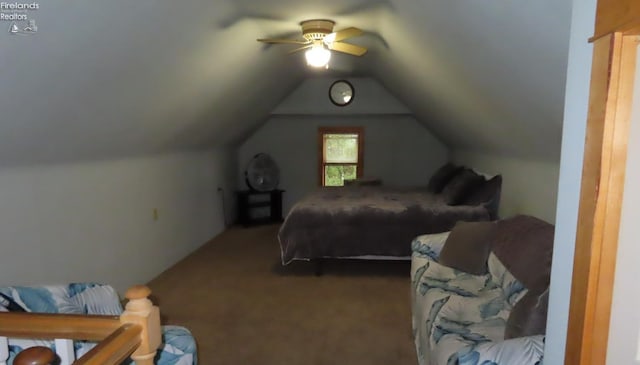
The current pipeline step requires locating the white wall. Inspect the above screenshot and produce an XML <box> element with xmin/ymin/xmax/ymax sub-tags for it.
<box><xmin>238</xmin><ymin>76</ymin><xmax>449</xmax><ymax>214</ymax></box>
<box><xmin>606</xmin><ymin>46</ymin><xmax>640</xmax><ymax>364</ymax></box>
<box><xmin>238</xmin><ymin>115</ymin><xmax>449</xmax><ymax>213</ymax></box>
<box><xmin>545</xmin><ymin>0</ymin><xmax>596</xmax><ymax>362</ymax></box>
<box><xmin>0</xmin><ymin>149</ymin><xmax>234</xmax><ymax>294</ymax></box>
<box><xmin>453</xmin><ymin>151</ymin><xmax>560</xmax><ymax>222</ymax></box>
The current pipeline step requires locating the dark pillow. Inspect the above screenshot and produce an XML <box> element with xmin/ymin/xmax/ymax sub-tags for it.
<box><xmin>0</xmin><ymin>292</ymin><xmax>26</xmax><ymax>312</ymax></box>
<box><xmin>439</xmin><ymin>221</ymin><xmax>497</xmax><ymax>275</ymax></box>
<box><xmin>440</xmin><ymin>169</ymin><xmax>485</xmax><ymax>205</ymax></box>
<box><xmin>491</xmin><ymin>215</ymin><xmax>555</xmax><ymax>292</ymax></box>
<box><xmin>427</xmin><ymin>163</ymin><xmax>463</xmax><ymax>193</ymax></box>
<box><xmin>464</xmin><ymin>175</ymin><xmax>502</xmax><ymax>205</ymax></box>
<box><xmin>463</xmin><ymin>175</ymin><xmax>503</xmax><ymax>220</ymax></box>
<box><xmin>504</xmin><ymin>288</ymin><xmax>549</xmax><ymax>339</ymax></box>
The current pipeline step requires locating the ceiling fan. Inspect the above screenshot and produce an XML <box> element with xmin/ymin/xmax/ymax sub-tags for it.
<box><xmin>257</xmin><ymin>19</ymin><xmax>367</xmax><ymax>68</ymax></box>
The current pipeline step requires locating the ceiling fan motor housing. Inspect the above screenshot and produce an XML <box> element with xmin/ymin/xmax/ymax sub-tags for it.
<box><xmin>300</xmin><ymin>19</ymin><xmax>335</xmax><ymax>41</ymax></box>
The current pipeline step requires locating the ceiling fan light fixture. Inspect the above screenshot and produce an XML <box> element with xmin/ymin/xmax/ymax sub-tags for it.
<box><xmin>305</xmin><ymin>44</ymin><xmax>331</xmax><ymax>68</ymax></box>
<box><xmin>257</xmin><ymin>19</ymin><xmax>366</xmax><ymax>68</ymax></box>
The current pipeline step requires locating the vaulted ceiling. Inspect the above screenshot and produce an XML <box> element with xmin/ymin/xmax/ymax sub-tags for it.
<box><xmin>0</xmin><ymin>0</ymin><xmax>572</xmax><ymax>166</ymax></box>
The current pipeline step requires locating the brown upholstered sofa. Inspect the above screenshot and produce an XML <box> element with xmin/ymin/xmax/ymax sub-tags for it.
<box><xmin>410</xmin><ymin>215</ymin><xmax>554</xmax><ymax>365</ymax></box>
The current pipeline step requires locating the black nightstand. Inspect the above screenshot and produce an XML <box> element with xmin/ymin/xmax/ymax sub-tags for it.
<box><xmin>236</xmin><ymin>189</ymin><xmax>284</xmax><ymax>226</ymax></box>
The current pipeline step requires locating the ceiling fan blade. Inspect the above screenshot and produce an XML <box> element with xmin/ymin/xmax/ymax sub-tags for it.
<box><xmin>288</xmin><ymin>45</ymin><xmax>313</xmax><ymax>54</ymax></box>
<box><xmin>327</xmin><ymin>42</ymin><xmax>368</xmax><ymax>56</ymax></box>
<box><xmin>257</xmin><ymin>38</ymin><xmax>310</xmax><ymax>45</ymax></box>
<box><xmin>326</xmin><ymin>27</ymin><xmax>364</xmax><ymax>43</ymax></box>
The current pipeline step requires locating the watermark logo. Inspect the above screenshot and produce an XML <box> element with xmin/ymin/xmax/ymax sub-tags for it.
<box><xmin>8</xmin><ymin>18</ymin><xmax>35</xmax><ymax>34</ymax></box>
<box><xmin>2</xmin><ymin>2</ymin><xmax>39</xmax><ymax>35</ymax></box>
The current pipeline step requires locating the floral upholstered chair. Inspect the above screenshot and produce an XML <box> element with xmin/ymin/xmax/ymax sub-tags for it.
<box><xmin>410</xmin><ymin>216</ymin><xmax>553</xmax><ymax>365</ymax></box>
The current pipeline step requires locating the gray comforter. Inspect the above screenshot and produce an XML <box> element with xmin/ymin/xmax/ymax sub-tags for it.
<box><xmin>278</xmin><ymin>186</ymin><xmax>491</xmax><ymax>264</ymax></box>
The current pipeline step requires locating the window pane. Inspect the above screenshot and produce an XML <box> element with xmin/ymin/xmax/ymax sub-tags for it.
<box><xmin>342</xmin><ymin>165</ymin><xmax>357</xmax><ymax>181</ymax></box>
<box><xmin>324</xmin><ymin>165</ymin><xmax>358</xmax><ymax>186</ymax></box>
<box><xmin>324</xmin><ymin>134</ymin><xmax>358</xmax><ymax>163</ymax></box>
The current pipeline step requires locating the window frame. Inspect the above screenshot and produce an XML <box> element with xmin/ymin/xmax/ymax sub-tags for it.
<box><xmin>317</xmin><ymin>126</ymin><xmax>364</xmax><ymax>186</ymax></box>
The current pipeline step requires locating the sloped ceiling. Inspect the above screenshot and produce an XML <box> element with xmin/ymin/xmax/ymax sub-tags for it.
<box><xmin>0</xmin><ymin>0</ymin><xmax>572</xmax><ymax>166</ymax></box>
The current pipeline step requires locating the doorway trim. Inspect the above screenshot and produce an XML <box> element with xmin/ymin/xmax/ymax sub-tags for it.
<box><xmin>565</xmin><ymin>3</ymin><xmax>640</xmax><ymax>363</ymax></box>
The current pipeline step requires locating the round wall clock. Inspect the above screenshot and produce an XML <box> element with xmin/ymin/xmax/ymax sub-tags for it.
<box><xmin>329</xmin><ymin>80</ymin><xmax>354</xmax><ymax>106</ymax></box>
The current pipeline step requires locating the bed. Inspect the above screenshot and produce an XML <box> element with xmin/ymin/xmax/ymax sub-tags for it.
<box><xmin>278</xmin><ymin>168</ymin><xmax>501</xmax><ymax>265</ymax></box>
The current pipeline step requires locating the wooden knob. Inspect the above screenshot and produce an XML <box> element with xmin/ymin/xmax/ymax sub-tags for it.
<box><xmin>125</xmin><ymin>285</ymin><xmax>151</xmax><ymax>300</ymax></box>
<box><xmin>14</xmin><ymin>346</ymin><xmax>57</xmax><ymax>365</ymax></box>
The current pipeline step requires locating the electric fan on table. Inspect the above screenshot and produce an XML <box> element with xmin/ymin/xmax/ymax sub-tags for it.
<box><xmin>244</xmin><ymin>153</ymin><xmax>280</xmax><ymax>191</ymax></box>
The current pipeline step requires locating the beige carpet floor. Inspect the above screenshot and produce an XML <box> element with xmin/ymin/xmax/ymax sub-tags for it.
<box><xmin>147</xmin><ymin>224</ymin><xmax>416</xmax><ymax>365</ymax></box>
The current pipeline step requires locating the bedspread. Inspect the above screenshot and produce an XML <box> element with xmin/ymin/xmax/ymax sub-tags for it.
<box><xmin>278</xmin><ymin>186</ymin><xmax>490</xmax><ymax>264</ymax></box>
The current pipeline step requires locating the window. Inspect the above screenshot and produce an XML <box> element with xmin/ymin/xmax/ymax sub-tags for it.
<box><xmin>318</xmin><ymin>127</ymin><xmax>364</xmax><ymax>186</ymax></box>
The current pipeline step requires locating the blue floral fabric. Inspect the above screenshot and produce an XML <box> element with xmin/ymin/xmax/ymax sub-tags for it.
<box><xmin>1</xmin><ymin>283</ymin><xmax>197</xmax><ymax>365</ymax></box>
<box><xmin>457</xmin><ymin>335</ymin><xmax>545</xmax><ymax>365</ymax></box>
<box><xmin>410</xmin><ymin>234</ymin><xmax>544</xmax><ymax>365</ymax></box>
<box><xmin>411</xmin><ymin>231</ymin><xmax>451</xmax><ymax>260</ymax></box>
